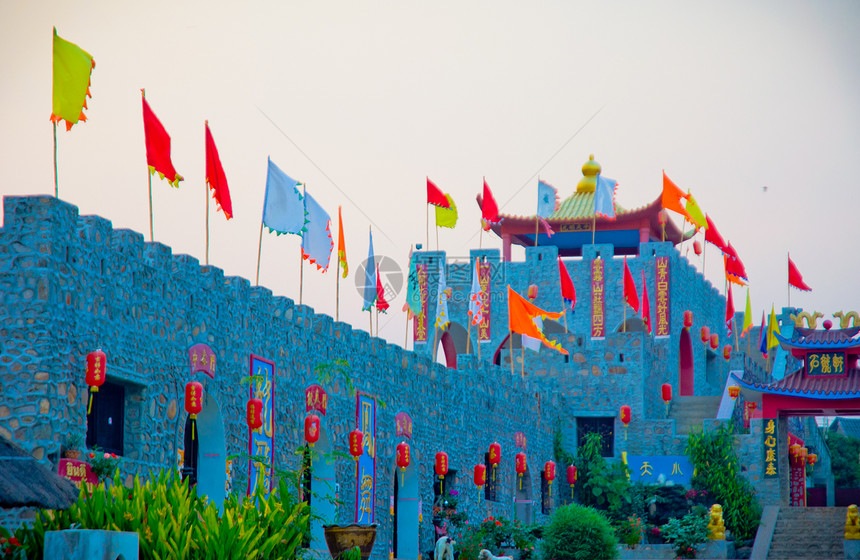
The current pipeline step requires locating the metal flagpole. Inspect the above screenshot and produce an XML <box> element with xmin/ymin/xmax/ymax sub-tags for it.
<box><xmin>53</xmin><ymin>122</ymin><xmax>59</xmax><ymax>198</ymax></box>
<box><xmin>255</xmin><ymin>222</ymin><xmax>264</xmax><ymax>286</ymax></box>
<box><xmin>205</xmin><ymin>167</ymin><xmax>210</xmax><ymax>265</ymax></box>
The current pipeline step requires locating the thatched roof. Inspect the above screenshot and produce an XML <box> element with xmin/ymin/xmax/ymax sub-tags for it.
<box><xmin>0</xmin><ymin>437</ymin><xmax>79</xmax><ymax>510</ymax></box>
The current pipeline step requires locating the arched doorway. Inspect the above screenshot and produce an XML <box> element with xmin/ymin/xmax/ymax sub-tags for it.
<box><xmin>679</xmin><ymin>327</ymin><xmax>694</xmax><ymax>395</ymax></box>
<box><xmin>183</xmin><ymin>392</ymin><xmax>226</xmax><ymax>509</ymax></box>
<box><xmin>514</xmin><ymin>465</ymin><xmax>534</xmax><ymax>524</ymax></box>
<box><xmin>393</xmin><ymin>463</ymin><xmax>419</xmax><ymax>560</ymax></box>
<box><xmin>433</xmin><ymin>329</ymin><xmax>458</xmax><ymax>369</ymax></box>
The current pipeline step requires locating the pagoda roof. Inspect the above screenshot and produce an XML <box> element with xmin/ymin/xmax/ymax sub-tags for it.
<box><xmin>778</xmin><ymin>326</ymin><xmax>860</xmax><ymax>349</ymax></box>
<box><xmin>732</xmin><ymin>369</ymin><xmax>860</xmax><ymax>400</ymax></box>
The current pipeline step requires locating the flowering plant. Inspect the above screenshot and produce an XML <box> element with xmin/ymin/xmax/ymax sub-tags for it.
<box><xmin>88</xmin><ymin>448</ymin><xmax>121</xmax><ymax>482</ymax></box>
<box><xmin>618</xmin><ymin>516</ymin><xmax>643</xmax><ymax>547</ymax></box>
<box><xmin>0</xmin><ymin>526</ymin><xmax>24</xmax><ymax>559</ymax></box>
<box><xmin>454</xmin><ymin>516</ymin><xmax>539</xmax><ymax>560</ymax></box>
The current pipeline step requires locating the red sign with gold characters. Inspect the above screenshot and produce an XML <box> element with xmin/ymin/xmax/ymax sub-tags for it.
<box><xmin>591</xmin><ymin>258</ymin><xmax>605</xmax><ymax>339</ymax></box>
<box><xmin>395</xmin><ymin>412</ymin><xmax>413</xmax><ymax>439</ymax></box>
<box><xmin>188</xmin><ymin>343</ymin><xmax>217</xmax><ymax>379</ymax></box>
<box><xmin>58</xmin><ymin>458</ymin><xmax>99</xmax><ymax>494</ymax></box>
<box><xmin>514</xmin><ymin>431</ymin><xmax>527</xmax><ymax>450</ymax></box>
<box><xmin>305</xmin><ymin>384</ymin><xmax>328</xmax><ymax>415</ymax></box>
<box><xmin>413</xmin><ymin>265</ymin><xmax>429</xmax><ymax>342</ymax></box>
<box><xmin>655</xmin><ymin>257</ymin><xmax>670</xmax><ymax>338</ymax></box>
<box><xmin>477</xmin><ymin>261</ymin><xmax>492</xmax><ymax>341</ymax></box>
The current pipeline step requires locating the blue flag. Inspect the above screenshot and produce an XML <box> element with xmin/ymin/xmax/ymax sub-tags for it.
<box><xmin>262</xmin><ymin>158</ymin><xmax>306</xmax><ymax>235</ymax></box>
<box><xmin>301</xmin><ymin>191</ymin><xmax>333</xmax><ymax>271</ymax></box>
<box><xmin>594</xmin><ymin>174</ymin><xmax>617</xmax><ymax>219</ymax></box>
<box><xmin>362</xmin><ymin>230</ymin><xmax>377</xmax><ymax>311</ymax></box>
<box><xmin>537</xmin><ymin>180</ymin><xmax>557</xmax><ymax>218</ymax></box>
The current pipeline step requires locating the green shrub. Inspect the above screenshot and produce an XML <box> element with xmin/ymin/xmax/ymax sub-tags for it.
<box><xmin>574</xmin><ymin>433</ymin><xmax>631</xmax><ymax>523</ymax></box>
<box><xmin>660</xmin><ymin>512</ymin><xmax>709</xmax><ymax>559</ymax></box>
<box><xmin>454</xmin><ymin>516</ymin><xmax>540</xmax><ymax>560</ymax></box>
<box><xmin>541</xmin><ymin>504</ymin><xmax>618</xmax><ymax>560</ymax></box>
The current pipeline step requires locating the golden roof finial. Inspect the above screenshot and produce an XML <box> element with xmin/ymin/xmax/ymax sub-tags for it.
<box><xmin>576</xmin><ymin>154</ymin><xmax>601</xmax><ymax>193</ymax></box>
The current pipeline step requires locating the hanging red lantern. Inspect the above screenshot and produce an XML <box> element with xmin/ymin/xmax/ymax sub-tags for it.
<box><xmin>85</xmin><ymin>349</ymin><xmax>107</xmax><ymax>416</ymax></box>
<box><xmin>474</xmin><ymin>464</ymin><xmax>487</xmax><ymax>488</ymax></box>
<box><xmin>808</xmin><ymin>453</ymin><xmax>817</xmax><ymax>467</ymax></box>
<box><xmin>545</xmin><ymin>460</ymin><xmax>556</xmax><ymax>498</ymax></box>
<box><xmin>349</xmin><ymin>429</ymin><xmax>363</xmax><ymax>460</ymax></box>
<box><xmin>661</xmin><ymin>383</ymin><xmax>672</xmax><ymax>416</ymax></box>
<box><xmin>700</xmin><ymin>326</ymin><xmax>710</xmax><ymax>343</ymax></box>
<box><xmin>304</xmin><ymin>414</ymin><xmax>320</xmax><ymax>447</ymax></box>
<box><xmin>246</xmin><ymin>398</ymin><xmax>263</xmax><ymax>430</ymax></box>
<box><xmin>683</xmin><ymin>310</ymin><xmax>693</xmax><ymax>329</ymax></box>
<box><xmin>723</xmin><ymin>344</ymin><xmax>732</xmax><ymax>361</ymax></box>
<box><xmin>396</xmin><ymin>441</ymin><xmax>410</xmax><ymax>471</ymax></box>
<box><xmin>800</xmin><ymin>447</ymin><xmax>808</xmax><ymax>462</ymax></box>
<box><xmin>566</xmin><ymin>464</ymin><xmax>577</xmax><ymax>499</ymax></box>
<box><xmin>488</xmin><ymin>441</ymin><xmax>501</xmax><ymax>481</ymax></box>
<box><xmin>620</xmin><ymin>405</ymin><xmax>631</xmax><ymax>440</ymax></box>
<box><xmin>185</xmin><ymin>381</ymin><xmax>203</xmax><ymax>441</ymax></box>
<box><xmin>693</xmin><ymin>240</ymin><xmax>702</xmax><ymax>255</ymax></box>
<box><xmin>527</xmin><ymin>284</ymin><xmax>538</xmax><ymax>300</ymax></box>
<box><xmin>435</xmin><ymin>452</ymin><xmax>449</xmax><ymax>479</ymax></box>
<box><xmin>515</xmin><ymin>452</ymin><xmax>527</xmax><ymax>490</ymax></box>
<box><xmin>728</xmin><ymin>386</ymin><xmax>740</xmax><ymax>400</ymax></box>
<box><xmin>658</xmin><ymin>210</ymin><xmax>668</xmax><ymax>225</ymax></box>
<box><xmin>710</xmin><ymin>333</ymin><xmax>719</xmax><ymax>350</ymax></box>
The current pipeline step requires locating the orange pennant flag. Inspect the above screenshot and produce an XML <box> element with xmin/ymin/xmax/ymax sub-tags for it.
<box><xmin>507</xmin><ymin>286</ymin><xmax>568</xmax><ymax>355</ymax></box>
<box><xmin>662</xmin><ymin>171</ymin><xmax>692</xmax><ymax>222</ymax></box>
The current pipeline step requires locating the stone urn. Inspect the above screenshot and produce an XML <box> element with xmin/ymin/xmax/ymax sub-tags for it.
<box><xmin>323</xmin><ymin>524</ymin><xmax>378</xmax><ymax>560</ymax></box>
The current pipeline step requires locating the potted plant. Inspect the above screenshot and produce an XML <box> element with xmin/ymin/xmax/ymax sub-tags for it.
<box><xmin>87</xmin><ymin>449</ymin><xmax>121</xmax><ymax>483</ymax></box>
<box><xmin>63</xmin><ymin>433</ymin><xmax>84</xmax><ymax>460</ymax></box>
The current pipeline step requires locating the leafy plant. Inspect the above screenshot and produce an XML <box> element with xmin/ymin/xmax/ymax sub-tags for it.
<box><xmin>574</xmin><ymin>432</ymin><xmax>631</xmax><ymax>522</ymax></box>
<box><xmin>86</xmin><ymin>449</ymin><xmax>120</xmax><ymax>482</ymax></box>
<box><xmin>617</xmin><ymin>515</ymin><xmax>643</xmax><ymax>547</ymax></box>
<box><xmin>541</xmin><ymin>504</ymin><xmax>617</xmax><ymax>560</ymax></box>
<box><xmin>65</xmin><ymin>432</ymin><xmax>84</xmax><ymax>452</ymax></box>
<box><xmin>661</xmin><ymin>512</ymin><xmax>709</xmax><ymax>559</ymax></box>
<box><xmin>824</xmin><ymin>432</ymin><xmax>860</xmax><ymax>487</ymax></box>
<box><xmin>686</xmin><ymin>424</ymin><xmax>761</xmax><ymax>541</ymax></box>
<box><xmin>454</xmin><ymin>516</ymin><xmax>540</xmax><ymax>560</ymax></box>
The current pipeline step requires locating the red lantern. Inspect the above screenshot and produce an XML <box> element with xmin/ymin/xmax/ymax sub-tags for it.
<box><xmin>246</xmin><ymin>398</ymin><xmax>263</xmax><ymax>430</ymax></box>
<box><xmin>808</xmin><ymin>453</ymin><xmax>817</xmax><ymax>466</ymax></box>
<box><xmin>566</xmin><ymin>464</ymin><xmax>577</xmax><ymax>499</ymax></box>
<box><xmin>728</xmin><ymin>386</ymin><xmax>740</xmax><ymax>400</ymax></box>
<box><xmin>661</xmin><ymin>383</ymin><xmax>672</xmax><ymax>404</ymax></box>
<box><xmin>620</xmin><ymin>405</ymin><xmax>631</xmax><ymax>440</ymax></box>
<box><xmin>800</xmin><ymin>447</ymin><xmax>808</xmax><ymax>462</ymax></box>
<box><xmin>488</xmin><ymin>441</ymin><xmax>501</xmax><ymax>481</ymax></box>
<box><xmin>86</xmin><ymin>349</ymin><xmax>107</xmax><ymax>391</ymax></box>
<box><xmin>396</xmin><ymin>441</ymin><xmax>410</xmax><ymax>471</ymax></box>
<box><xmin>710</xmin><ymin>333</ymin><xmax>719</xmax><ymax>350</ymax></box>
<box><xmin>474</xmin><ymin>464</ymin><xmax>487</xmax><ymax>487</ymax></box>
<box><xmin>435</xmin><ymin>451</ymin><xmax>449</xmax><ymax>479</ymax></box>
<box><xmin>683</xmin><ymin>310</ymin><xmax>693</xmax><ymax>329</ymax></box>
<box><xmin>544</xmin><ymin>460</ymin><xmax>556</xmax><ymax>482</ymax></box>
<box><xmin>527</xmin><ymin>284</ymin><xmax>538</xmax><ymax>300</ymax></box>
<box><xmin>349</xmin><ymin>429</ymin><xmax>363</xmax><ymax>460</ymax></box>
<box><xmin>700</xmin><ymin>326</ymin><xmax>710</xmax><ymax>343</ymax></box>
<box><xmin>185</xmin><ymin>382</ymin><xmax>203</xmax><ymax>418</ymax></box>
<box><xmin>693</xmin><ymin>240</ymin><xmax>702</xmax><ymax>255</ymax></box>
<box><xmin>723</xmin><ymin>344</ymin><xmax>732</xmax><ymax>361</ymax></box>
<box><xmin>515</xmin><ymin>452</ymin><xmax>527</xmax><ymax>489</ymax></box>
<box><xmin>304</xmin><ymin>414</ymin><xmax>320</xmax><ymax>447</ymax></box>
<box><xmin>658</xmin><ymin>210</ymin><xmax>667</xmax><ymax>225</ymax></box>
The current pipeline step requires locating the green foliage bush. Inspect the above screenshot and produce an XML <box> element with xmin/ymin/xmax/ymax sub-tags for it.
<box><xmin>574</xmin><ymin>433</ymin><xmax>631</xmax><ymax>523</ymax></box>
<box><xmin>686</xmin><ymin>424</ymin><xmax>761</xmax><ymax>541</ymax></box>
<box><xmin>541</xmin><ymin>504</ymin><xmax>618</xmax><ymax>560</ymax></box>
<box><xmin>454</xmin><ymin>516</ymin><xmax>540</xmax><ymax>560</ymax></box>
<box><xmin>12</xmin><ymin>470</ymin><xmax>308</xmax><ymax>560</ymax></box>
<box><xmin>825</xmin><ymin>432</ymin><xmax>860</xmax><ymax>487</ymax></box>
<box><xmin>660</xmin><ymin>512</ymin><xmax>709</xmax><ymax>559</ymax></box>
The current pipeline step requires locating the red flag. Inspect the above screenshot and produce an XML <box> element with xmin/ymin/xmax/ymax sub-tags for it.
<box><xmin>142</xmin><ymin>93</ymin><xmax>183</xmax><ymax>187</ymax></box>
<box><xmin>558</xmin><ymin>257</ymin><xmax>575</xmax><ymax>309</ymax></box>
<box><xmin>662</xmin><ymin>171</ymin><xmax>692</xmax><ymax>222</ymax></box>
<box><xmin>427</xmin><ymin>177</ymin><xmax>450</xmax><ymax>208</ymax></box>
<box><xmin>704</xmin><ymin>214</ymin><xmax>727</xmax><ymax>252</ymax></box>
<box><xmin>376</xmin><ymin>264</ymin><xmax>389</xmax><ymax>312</ymax></box>
<box><xmin>725</xmin><ymin>285</ymin><xmax>735</xmax><ymax>337</ymax></box>
<box><xmin>204</xmin><ymin>121</ymin><xmax>232</xmax><ymax>219</ymax></box>
<box><xmin>641</xmin><ymin>270</ymin><xmax>651</xmax><ymax>334</ymax></box>
<box><xmin>623</xmin><ymin>257</ymin><xmax>639</xmax><ymax>312</ymax></box>
<box><xmin>724</xmin><ymin>242</ymin><xmax>748</xmax><ymax>285</ymax></box>
<box><xmin>788</xmin><ymin>256</ymin><xmax>811</xmax><ymax>292</ymax></box>
<box><xmin>482</xmin><ymin>179</ymin><xmax>500</xmax><ymax>228</ymax></box>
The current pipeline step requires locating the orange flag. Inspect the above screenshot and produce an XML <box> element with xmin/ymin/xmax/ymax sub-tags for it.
<box><xmin>337</xmin><ymin>206</ymin><xmax>348</xmax><ymax>278</ymax></box>
<box><xmin>507</xmin><ymin>286</ymin><xmax>568</xmax><ymax>355</ymax></box>
<box><xmin>662</xmin><ymin>171</ymin><xmax>692</xmax><ymax>222</ymax></box>
<box><xmin>204</xmin><ymin>121</ymin><xmax>232</xmax><ymax>219</ymax></box>
<box><xmin>142</xmin><ymin>92</ymin><xmax>183</xmax><ymax>187</ymax></box>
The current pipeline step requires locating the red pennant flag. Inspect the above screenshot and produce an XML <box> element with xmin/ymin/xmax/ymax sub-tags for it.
<box><xmin>623</xmin><ymin>257</ymin><xmax>639</xmax><ymax>312</ymax></box>
<box><xmin>724</xmin><ymin>242</ymin><xmax>748</xmax><ymax>286</ymax></box>
<box><xmin>204</xmin><ymin>121</ymin><xmax>232</xmax><ymax>219</ymax></box>
<box><xmin>704</xmin><ymin>214</ymin><xmax>727</xmax><ymax>252</ymax></box>
<box><xmin>427</xmin><ymin>177</ymin><xmax>450</xmax><ymax>208</ymax></box>
<box><xmin>788</xmin><ymin>256</ymin><xmax>811</xmax><ymax>292</ymax></box>
<box><xmin>662</xmin><ymin>171</ymin><xmax>692</xmax><ymax>222</ymax></box>
<box><xmin>142</xmin><ymin>93</ymin><xmax>183</xmax><ymax>187</ymax></box>
<box><xmin>725</xmin><ymin>285</ymin><xmax>735</xmax><ymax>337</ymax></box>
<box><xmin>641</xmin><ymin>270</ymin><xmax>651</xmax><ymax>334</ymax></box>
<box><xmin>559</xmin><ymin>257</ymin><xmax>576</xmax><ymax>310</ymax></box>
<box><xmin>376</xmin><ymin>264</ymin><xmax>389</xmax><ymax>313</ymax></box>
<box><xmin>482</xmin><ymin>179</ymin><xmax>500</xmax><ymax>228</ymax></box>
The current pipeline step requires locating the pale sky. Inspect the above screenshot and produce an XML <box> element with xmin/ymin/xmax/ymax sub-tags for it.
<box><xmin>2</xmin><ymin>1</ymin><xmax>859</xmax><ymax>346</ymax></box>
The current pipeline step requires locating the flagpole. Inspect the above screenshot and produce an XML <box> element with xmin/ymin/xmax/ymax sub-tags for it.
<box><xmin>205</xmin><ymin>165</ymin><xmax>210</xmax><ymax>266</ymax></box>
<box><xmin>376</xmin><ymin>308</ymin><xmax>379</xmax><ymax>338</ymax></box>
<box><xmin>336</xmin><ymin>258</ymin><xmax>341</xmax><ymax>322</ymax></box>
<box><xmin>787</xmin><ymin>253</ymin><xmax>791</xmax><ymax>310</ymax></box>
<box><xmin>733</xmin><ymin>317</ymin><xmax>739</xmax><ymax>352</ymax></box>
<box><xmin>509</xmin><ymin>331</ymin><xmax>514</xmax><ymax>375</ymax></box>
<box><xmin>433</xmin><ymin>327</ymin><xmax>439</xmax><ymax>363</ymax></box>
<box><xmin>467</xmin><ymin>320</ymin><xmax>472</xmax><ymax>355</ymax></box>
<box><xmin>404</xmin><ymin>315</ymin><xmax>409</xmax><ymax>349</ymax></box>
<box><xmin>535</xmin><ymin>217</ymin><xmax>540</xmax><ymax>247</ymax></box>
<box><xmin>148</xmin><ymin>173</ymin><xmax>154</xmax><ymax>242</ymax></box>
<box><xmin>521</xmin><ymin>345</ymin><xmax>525</xmax><ymax>378</ymax></box>
<box><xmin>254</xmin><ymin>221</ymin><xmax>265</xmax><ymax>286</ymax></box>
<box><xmin>369</xmin><ymin>309</ymin><xmax>373</xmax><ymax>336</ymax></box>
<box><xmin>53</xmin><ymin>122</ymin><xmax>59</xmax><ymax>198</ymax></box>
<box><xmin>436</xmin><ymin>225</ymin><xmax>440</xmax><ymax>252</ymax></box>
<box><xmin>426</xmin><ymin>201</ymin><xmax>429</xmax><ymax>250</ymax></box>
<box><xmin>299</xmin><ymin>247</ymin><xmax>304</xmax><ymax>305</ymax></box>
<box><xmin>623</xmin><ymin>303</ymin><xmax>627</xmax><ymax>333</ymax></box>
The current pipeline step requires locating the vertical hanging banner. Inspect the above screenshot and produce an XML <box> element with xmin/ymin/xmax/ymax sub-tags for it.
<box><xmin>414</xmin><ymin>265</ymin><xmax>429</xmax><ymax>342</ymax></box>
<box><xmin>762</xmin><ymin>418</ymin><xmax>778</xmax><ymax>478</ymax></box>
<box><xmin>247</xmin><ymin>355</ymin><xmax>275</xmax><ymax>497</ymax></box>
<box><xmin>655</xmin><ymin>257</ymin><xmax>671</xmax><ymax>338</ymax></box>
<box><xmin>591</xmin><ymin>258</ymin><xmax>605</xmax><ymax>339</ymax></box>
<box><xmin>355</xmin><ymin>392</ymin><xmax>377</xmax><ymax>524</ymax></box>
<box><xmin>478</xmin><ymin>262</ymin><xmax>492</xmax><ymax>341</ymax></box>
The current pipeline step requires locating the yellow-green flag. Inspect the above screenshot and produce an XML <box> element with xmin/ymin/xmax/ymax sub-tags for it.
<box><xmin>685</xmin><ymin>191</ymin><xmax>707</xmax><ymax>230</ymax></box>
<box><xmin>766</xmin><ymin>305</ymin><xmax>781</xmax><ymax>350</ymax></box>
<box><xmin>51</xmin><ymin>27</ymin><xmax>95</xmax><ymax>131</ymax></box>
<box><xmin>435</xmin><ymin>193</ymin><xmax>458</xmax><ymax>229</ymax></box>
<box><xmin>741</xmin><ymin>288</ymin><xmax>753</xmax><ymax>336</ymax></box>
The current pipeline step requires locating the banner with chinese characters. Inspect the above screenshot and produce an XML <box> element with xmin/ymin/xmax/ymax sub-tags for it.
<box><xmin>514</xmin><ymin>431</ymin><xmax>527</xmax><ymax>450</ymax></box>
<box><xmin>355</xmin><ymin>392</ymin><xmax>377</xmax><ymax>524</ymax></box>
<box><xmin>58</xmin><ymin>458</ymin><xmax>98</xmax><ymax>494</ymax></box>
<box><xmin>305</xmin><ymin>384</ymin><xmax>328</xmax><ymax>415</ymax></box>
<box><xmin>414</xmin><ymin>265</ymin><xmax>429</xmax><ymax>342</ymax></box>
<box><xmin>247</xmin><ymin>354</ymin><xmax>275</xmax><ymax>497</ymax></box>
<box><xmin>655</xmin><ymin>257</ymin><xmax>670</xmax><ymax>338</ymax></box>
<box><xmin>763</xmin><ymin>418</ymin><xmax>779</xmax><ymax>478</ymax></box>
<box><xmin>624</xmin><ymin>455</ymin><xmax>692</xmax><ymax>485</ymax></box>
<box><xmin>188</xmin><ymin>343</ymin><xmax>217</xmax><ymax>379</ymax></box>
<box><xmin>478</xmin><ymin>262</ymin><xmax>492</xmax><ymax>341</ymax></box>
<box><xmin>806</xmin><ymin>351</ymin><xmax>846</xmax><ymax>376</ymax></box>
<box><xmin>590</xmin><ymin>258</ymin><xmax>605</xmax><ymax>339</ymax></box>
<box><xmin>395</xmin><ymin>411</ymin><xmax>413</xmax><ymax>439</ymax></box>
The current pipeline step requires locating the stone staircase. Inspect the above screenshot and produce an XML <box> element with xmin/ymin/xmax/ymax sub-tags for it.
<box><xmin>766</xmin><ymin>506</ymin><xmax>845</xmax><ymax>559</ymax></box>
<box><xmin>667</xmin><ymin>396</ymin><xmax>721</xmax><ymax>435</ymax></box>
